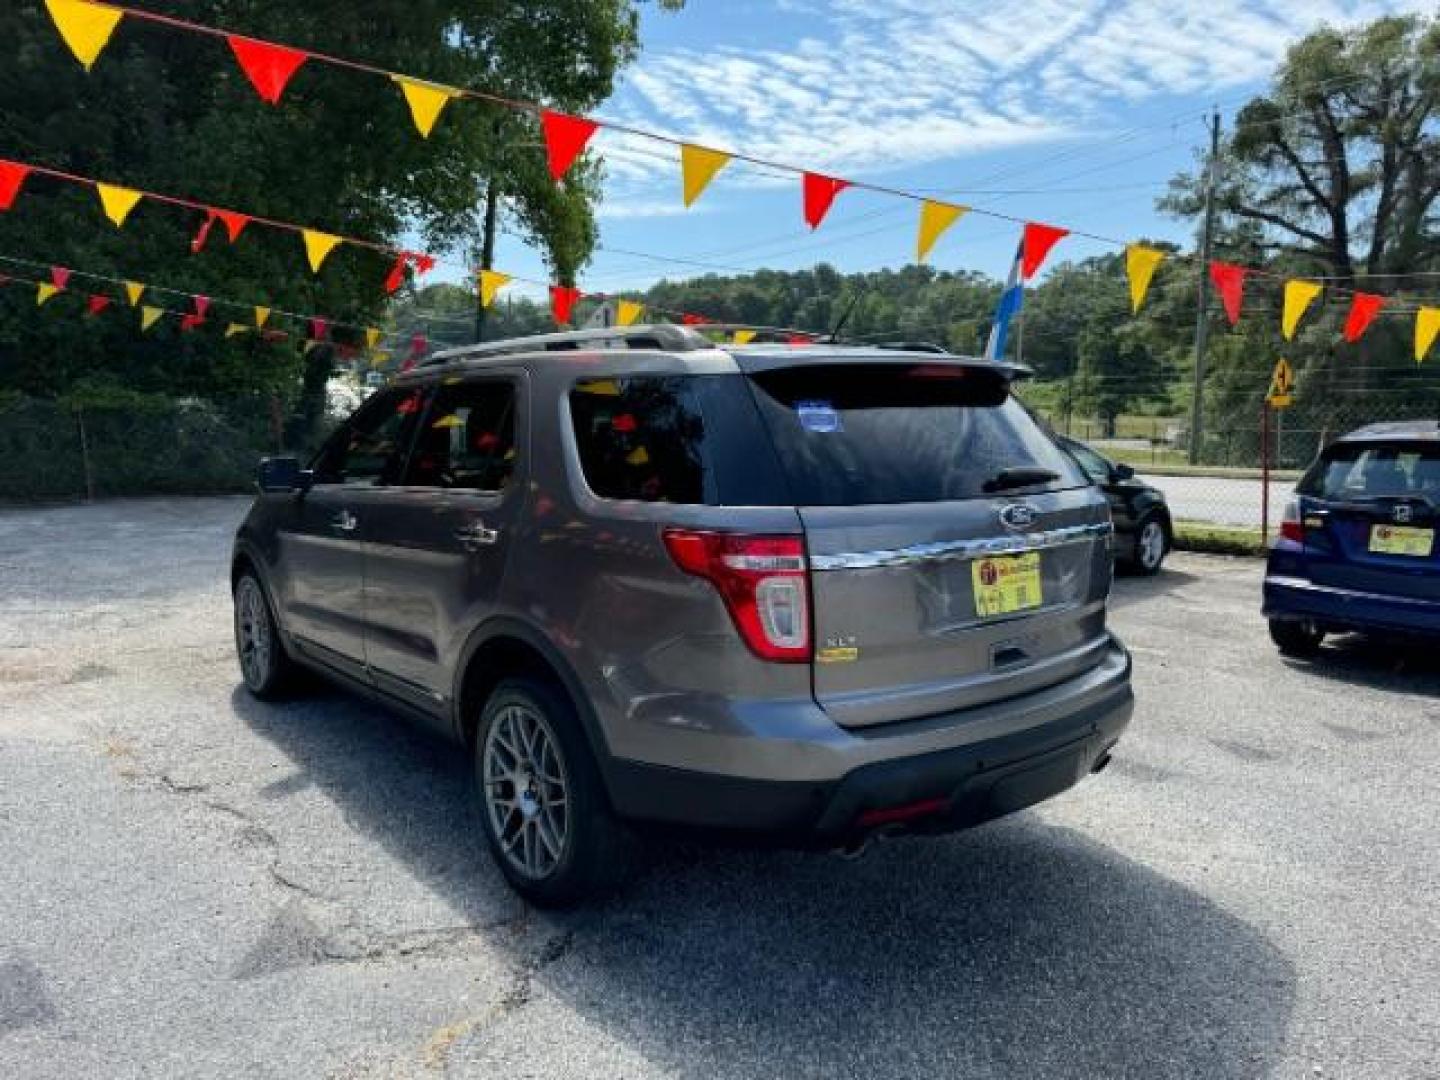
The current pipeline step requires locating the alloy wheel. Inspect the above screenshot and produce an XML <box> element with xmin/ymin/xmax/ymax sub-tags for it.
<box><xmin>483</xmin><ymin>704</ymin><xmax>571</xmax><ymax>880</ymax></box>
<box><xmin>1138</xmin><ymin>521</ymin><xmax>1166</xmax><ymax>570</ymax></box>
<box><xmin>235</xmin><ymin>577</ymin><xmax>272</xmax><ymax>688</ymax></box>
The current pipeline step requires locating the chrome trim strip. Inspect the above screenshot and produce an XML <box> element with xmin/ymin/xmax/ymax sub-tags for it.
<box><xmin>810</xmin><ymin>522</ymin><xmax>1113</xmax><ymax>571</ymax></box>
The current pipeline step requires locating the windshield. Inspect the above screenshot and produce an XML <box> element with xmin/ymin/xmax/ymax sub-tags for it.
<box><xmin>1299</xmin><ymin>441</ymin><xmax>1440</xmax><ymax>502</ymax></box>
<box><xmin>746</xmin><ymin>364</ymin><xmax>1087</xmax><ymax>506</ymax></box>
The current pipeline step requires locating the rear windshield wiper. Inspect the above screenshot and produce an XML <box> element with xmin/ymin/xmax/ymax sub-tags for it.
<box><xmin>982</xmin><ymin>467</ymin><xmax>1060</xmax><ymax>493</ymax></box>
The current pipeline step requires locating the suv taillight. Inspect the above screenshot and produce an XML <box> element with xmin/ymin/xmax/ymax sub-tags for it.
<box><xmin>662</xmin><ymin>529</ymin><xmax>811</xmax><ymax>663</ymax></box>
<box><xmin>1278</xmin><ymin>499</ymin><xmax>1304</xmax><ymax>544</ymax></box>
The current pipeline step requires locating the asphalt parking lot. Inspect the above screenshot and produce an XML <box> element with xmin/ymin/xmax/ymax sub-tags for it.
<box><xmin>2</xmin><ymin>497</ymin><xmax>1437</xmax><ymax>1079</ymax></box>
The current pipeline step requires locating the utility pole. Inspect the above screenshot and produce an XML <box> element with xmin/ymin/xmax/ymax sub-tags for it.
<box><xmin>474</xmin><ymin>176</ymin><xmax>499</xmax><ymax>343</ymax></box>
<box><xmin>1188</xmin><ymin>109</ymin><xmax>1221</xmax><ymax>465</ymax></box>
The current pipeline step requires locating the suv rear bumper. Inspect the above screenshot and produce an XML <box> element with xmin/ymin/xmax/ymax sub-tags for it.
<box><xmin>606</xmin><ymin>640</ymin><xmax>1132</xmax><ymax>839</ymax></box>
<box><xmin>1264</xmin><ymin>573</ymin><xmax>1440</xmax><ymax>638</ymax></box>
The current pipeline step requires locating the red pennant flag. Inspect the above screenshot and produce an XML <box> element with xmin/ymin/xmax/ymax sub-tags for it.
<box><xmin>1020</xmin><ymin>222</ymin><xmax>1069</xmax><ymax>280</ymax></box>
<box><xmin>382</xmin><ymin>250</ymin><xmax>435</xmax><ymax>294</ymax></box>
<box><xmin>190</xmin><ymin>214</ymin><xmax>216</xmax><ymax>254</ymax></box>
<box><xmin>228</xmin><ymin>36</ymin><xmax>309</xmax><ymax>105</ymax></box>
<box><xmin>802</xmin><ymin>172</ymin><xmax>850</xmax><ymax>230</ymax></box>
<box><xmin>51</xmin><ymin>267</ymin><xmax>71</xmax><ymax>290</ymax></box>
<box><xmin>408</xmin><ymin>333</ymin><xmax>428</xmax><ymax>358</ymax></box>
<box><xmin>215</xmin><ymin>210</ymin><xmax>249</xmax><ymax>243</ymax></box>
<box><xmin>681</xmin><ymin>313</ymin><xmax>710</xmax><ymax>326</ymax></box>
<box><xmin>86</xmin><ymin>294</ymin><xmax>112</xmax><ymax>317</ymax></box>
<box><xmin>0</xmin><ymin>161</ymin><xmax>30</xmax><ymax>211</ymax></box>
<box><xmin>309</xmin><ymin>317</ymin><xmax>329</xmax><ymax>342</ymax></box>
<box><xmin>180</xmin><ymin>314</ymin><xmax>206</xmax><ymax>332</ymax></box>
<box><xmin>550</xmin><ymin>284</ymin><xmax>581</xmax><ymax>326</ymax></box>
<box><xmin>1343</xmin><ymin>292</ymin><xmax>1385</xmax><ymax>343</ymax></box>
<box><xmin>541</xmin><ymin>110</ymin><xmax>599</xmax><ymax>181</ymax></box>
<box><xmin>194</xmin><ymin>295</ymin><xmax>210</xmax><ymax>318</ymax></box>
<box><xmin>1209</xmin><ymin>261</ymin><xmax>1247</xmax><ymax>325</ymax></box>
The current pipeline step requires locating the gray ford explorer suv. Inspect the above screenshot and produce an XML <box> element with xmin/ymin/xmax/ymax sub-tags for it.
<box><xmin>232</xmin><ymin>325</ymin><xmax>1133</xmax><ymax>906</ymax></box>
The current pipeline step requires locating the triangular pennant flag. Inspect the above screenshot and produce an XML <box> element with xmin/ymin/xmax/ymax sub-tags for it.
<box><xmin>916</xmin><ymin>200</ymin><xmax>967</xmax><ymax>263</ymax></box>
<box><xmin>51</xmin><ymin>267</ymin><xmax>71</xmax><ymax>290</ymax></box>
<box><xmin>180</xmin><ymin>313</ymin><xmax>205</xmax><ymax>333</ymax></box>
<box><xmin>190</xmin><ymin>214</ymin><xmax>216</xmax><ymax>254</ymax></box>
<box><xmin>302</xmin><ymin>230</ymin><xmax>341</xmax><ymax>274</ymax></box>
<box><xmin>383</xmin><ymin>253</ymin><xmax>409</xmax><ymax>294</ymax></box>
<box><xmin>216</xmin><ymin>210</ymin><xmax>249</xmax><ymax>243</ymax></box>
<box><xmin>193</xmin><ymin>296</ymin><xmax>210</xmax><ymax>318</ymax></box>
<box><xmin>802</xmin><ymin>172</ymin><xmax>850</xmax><ymax>230</ymax></box>
<box><xmin>227</xmin><ymin>36</ymin><xmax>309</xmax><ymax>106</ymax></box>
<box><xmin>86</xmin><ymin>294</ymin><xmax>112</xmax><ymax>316</ymax></box>
<box><xmin>140</xmin><ymin>305</ymin><xmax>163</xmax><ymax>331</ymax></box>
<box><xmin>479</xmin><ymin>269</ymin><xmax>511</xmax><ymax>308</ymax></box>
<box><xmin>393</xmin><ymin>76</ymin><xmax>460</xmax><ymax>138</ymax></box>
<box><xmin>682</xmin><ymin>313</ymin><xmax>710</xmax><ymax>326</ymax></box>
<box><xmin>1343</xmin><ymin>292</ymin><xmax>1385</xmax><ymax>343</ymax></box>
<box><xmin>96</xmin><ymin>183</ymin><xmax>142</xmax><ymax>227</ymax></box>
<box><xmin>1021</xmin><ymin>222</ymin><xmax>1069</xmax><ymax>280</ymax></box>
<box><xmin>680</xmin><ymin>144</ymin><xmax>731</xmax><ymax>207</ymax></box>
<box><xmin>1125</xmin><ymin>245</ymin><xmax>1165</xmax><ymax>314</ymax></box>
<box><xmin>616</xmin><ymin>299</ymin><xmax>644</xmax><ymax>327</ymax></box>
<box><xmin>124</xmin><ymin>281</ymin><xmax>144</xmax><ymax>307</ymax></box>
<box><xmin>1209</xmin><ymin>261</ymin><xmax>1247</xmax><ymax>325</ymax></box>
<box><xmin>225</xmin><ymin>323</ymin><xmax>250</xmax><ymax>339</ymax></box>
<box><xmin>365</xmin><ymin>327</ymin><xmax>382</xmax><ymax>349</ymax></box>
<box><xmin>309</xmin><ymin>317</ymin><xmax>329</xmax><ymax>341</ymax></box>
<box><xmin>44</xmin><ymin>0</ymin><xmax>124</xmax><ymax>72</ymax></box>
<box><xmin>36</xmin><ymin>283</ymin><xmax>60</xmax><ymax>307</ymax></box>
<box><xmin>550</xmin><ymin>285</ymin><xmax>581</xmax><ymax>326</ymax></box>
<box><xmin>1416</xmin><ymin>308</ymin><xmax>1440</xmax><ymax>364</ymax></box>
<box><xmin>0</xmin><ymin>162</ymin><xmax>31</xmax><ymax>211</ymax></box>
<box><xmin>732</xmin><ymin>329</ymin><xmax>757</xmax><ymax>345</ymax></box>
<box><xmin>409</xmin><ymin>333</ymin><xmax>428</xmax><ymax>358</ymax></box>
<box><xmin>1282</xmin><ymin>279</ymin><xmax>1323</xmax><ymax>340</ymax></box>
<box><xmin>541</xmin><ymin>110</ymin><xmax>599</xmax><ymax>182</ymax></box>
<box><xmin>254</xmin><ymin>306</ymin><xmax>271</xmax><ymax>328</ymax></box>
<box><xmin>369</xmin><ymin>349</ymin><xmax>391</xmax><ymax>368</ymax></box>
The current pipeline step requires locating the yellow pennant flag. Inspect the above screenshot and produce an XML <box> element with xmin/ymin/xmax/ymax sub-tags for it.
<box><xmin>369</xmin><ymin>350</ymin><xmax>391</xmax><ymax>368</ymax></box>
<box><xmin>302</xmin><ymin>230</ymin><xmax>342</xmax><ymax>274</ymax></box>
<box><xmin>124</xmin><ymin>281</ymin><xmax>145</xmax><ymax>307</ymax></box>
<box><xmin>366</xmin><ymin>327</ymin><xmax>382</xmax><ymax>349</ymax></box>
<box><xmin>225</xmin><ymin>323</ymin><xmax>250</xmax><ymax>339</ymax></box>
<box><xmin>732</xmin><ymin>329</ymin><xmax>757</xmax><ymax>345</ymax></box>
<box><xmin>916</xmin><ymin>200</ymin><xmax>967</xmax><ymax>263</ymax></box>
<box><xmin>393</xmin><ymin>76</ymin><xmax>461</xmax><ymax>138</ymax></box>
<box><xmin>1125</xmin><ymin>244</ymin><xmax>1165</xmax><ymax>313</ymax></box>
<box><xmin>45</xmin><ymin>0</ymin><xmax>124</xmax><ymax>72</ymax></box>
<box><xmin>616</xmin><ymin>299</ymin><xmax>644</xmax><ymax>327</ymax></box>
<box><xmin>479</xmin><ymin>269</ymin><xmax>511</xmax><ymax>308</ymax></box>
<box><xmin>1416</xmin><ymin>308</ymin><xmax>1440</xmax><ymax>364</ymax></box>
<box><xmin>140</xmin><ymin>305</ymin><xmax>163</xmax><ymax>331</ymax></box>
<box><xmin>36</xmin><ymin>283</ymin><xmax>60</xmax><ymax>307</ymax></box>
<box><xmin>1282</xmin><ymin>280</ymin><xmax>1323</xmax><ymax>340</ymax></box>
<box><xmin>96</xmin><ymin>183</ymin><xmax>143</xmax><ymax>227</ymax></box>
<box><xmin>254</xmin><ymin>306</ymin><xmax>271</xmax><ymax>329</ymax></box>
<box><xmin>680</xmin><ymin>144</ymin><xmax>732</xmax><ymax>208</ymax></box>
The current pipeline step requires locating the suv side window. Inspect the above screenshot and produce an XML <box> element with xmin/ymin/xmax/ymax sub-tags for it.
<box><xmin>570</xmin><ymin>377</ymin><xmax>709</xmax><ymax>504</ymax></box>
<box><xmin>403</xmin><ymin>380</ymin><xmax>517</xmax><ymax>492</ymax></box>
<box><xmin>312</xmin><ymin>386</ymin><xmax>426</xmax><ymax>485</ymax></box>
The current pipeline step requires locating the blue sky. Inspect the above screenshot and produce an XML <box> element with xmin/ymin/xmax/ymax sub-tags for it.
<box><xmin>485</xmin><ymin>0</ymin><xmax>1431</xmax><ymax>300</ymax></box>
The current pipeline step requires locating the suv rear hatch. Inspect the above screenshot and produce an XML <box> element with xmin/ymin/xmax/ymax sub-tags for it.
<box><xmin>740</xmin><ymin>357</ymin><xmax>1112</xmax><ymax>729</ymax></box>
<box><xmin>1295</xmin><ymin>438</ymin><xmax>1440</xmax><ymax>599</ymax></box>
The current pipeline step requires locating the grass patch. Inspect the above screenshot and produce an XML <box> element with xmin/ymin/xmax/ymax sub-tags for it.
<box><xmin>1173</xmin><ymin>521</ymin><xmax>1267</xmax><ymax>557</ymax></box>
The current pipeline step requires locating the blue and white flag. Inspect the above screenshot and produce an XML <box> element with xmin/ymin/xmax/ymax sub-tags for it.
<box><xmin>984</xmin><ymin>240</ymin><xmax>1025</xmax><ymax>362</ymax></box>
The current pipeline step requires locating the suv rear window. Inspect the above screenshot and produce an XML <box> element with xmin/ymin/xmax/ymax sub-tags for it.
<box><xmin>570</xmin><ymin>377</ymin><xmax>711</xmax><ymax>504</ymax></box>
<box><xmin>745</xmin><ymin>364</ymin><xmax>1085</xmax><ymax>505</ymax></box>
<box><xmin>1301</xmin><ymin>441</ymin><xmax>1440</xmax><ymax>501</ymax></box>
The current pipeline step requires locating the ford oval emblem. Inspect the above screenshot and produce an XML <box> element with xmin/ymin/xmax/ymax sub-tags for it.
<box><xmin>999</xmin><ymin>503</ymin><xmax>1039</xmax><ymax>531</ymax></box>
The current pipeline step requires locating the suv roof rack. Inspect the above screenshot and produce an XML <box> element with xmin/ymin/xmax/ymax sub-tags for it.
<box><xmin>424</xmin><ymin>323</ymin><xmax>715</xmax><ymax>366</ymax></box>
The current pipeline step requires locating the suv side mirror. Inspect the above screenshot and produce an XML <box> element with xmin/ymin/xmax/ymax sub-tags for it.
<box><xmin>257</xmin><ymin>456</ymin><xmax>311</xmax><ymax>493</ymax></box>
<box><xmin>1113</xmin><ymin>463</ymin><xmax>1136</xmax><ymax>481</ymax></box>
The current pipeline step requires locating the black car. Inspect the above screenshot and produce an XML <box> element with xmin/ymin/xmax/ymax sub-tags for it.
<box><xmin>1056</xmin><ymin>435</ymin><xmax>1172</xmax><ymax>574</ymax></box>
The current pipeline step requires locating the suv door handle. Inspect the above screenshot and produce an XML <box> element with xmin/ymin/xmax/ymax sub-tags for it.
<box><xmin>455</xmin><ymin>521</ymin><xmax>500</xmax><ymax>549</ymax></box>
<box><xmin>331</xmin><ymin>510</ymin><xmax>358</xmax><ymax>532</ymax></box>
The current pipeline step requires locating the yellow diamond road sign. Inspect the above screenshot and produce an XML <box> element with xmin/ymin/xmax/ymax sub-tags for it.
<box><xmin>1267</xmin><ymin>358</ymin><xmax>1294</xmax><ymax>408</ymax></box>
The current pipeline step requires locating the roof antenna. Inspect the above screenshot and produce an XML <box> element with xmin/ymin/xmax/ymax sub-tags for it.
<box><xmin>824</xmin><ymin>294</ymin><xmax>861</xmax><ymax>344</ymax></box>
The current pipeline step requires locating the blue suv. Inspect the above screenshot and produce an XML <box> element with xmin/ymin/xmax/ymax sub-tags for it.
<box><xmin>1264</xmin><ymin>421</ymin><xmax>1440</xmax><ymax>656</ymax></box>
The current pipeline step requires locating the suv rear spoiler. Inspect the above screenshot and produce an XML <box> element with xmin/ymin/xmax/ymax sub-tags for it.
<box><xmin>731</xmin><ymin>347</ymin><xmax>1031</xmax><ymax>381</ymax></box>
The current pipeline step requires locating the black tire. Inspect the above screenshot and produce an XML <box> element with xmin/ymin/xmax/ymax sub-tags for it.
<box><xmin>1270</xmin><ymin>618</ymin><xmax>1324</xmax><ymax>658</ymax></box>
<box><xmin>1127</xmin><ymin>514</ymin><xmax>1169</xmax><ymax>576</ymax></box>
<box><xmin>472</xmin><ymin>677</ymin><xmax>630</xmax><ymax>908</ymax></box>
<box><xmin>233</xmin><ymin>571</ymin><xmax>298</xmax><ymax>699</ymax></box>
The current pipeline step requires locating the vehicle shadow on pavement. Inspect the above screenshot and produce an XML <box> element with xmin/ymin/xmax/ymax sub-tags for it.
<box><xmin>1107</xmin><ymin>566</ymin><xmax>1203</xmax><ymax>610</ymax></box>
<box><xmin>237</xmin><ymin>686</ymin><xmax>1296</xmax><ymax>1080</ymax></box>
<box><xmin>1282</xmin><ymin>634</ymin><xmax>1440</xmax><ymax>695</ymax></box>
